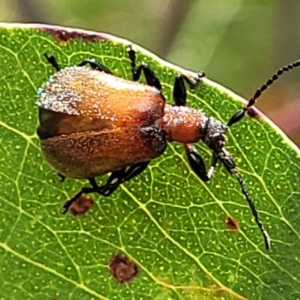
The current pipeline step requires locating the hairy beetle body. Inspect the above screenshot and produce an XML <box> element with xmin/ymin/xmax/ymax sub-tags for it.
<box><xmin>37</xmin><ymin>66</ymin><xmax>169</xmax><ymax>178</ymax></box>
<box><xmin>37</xmin><ymin>65</ymin><xmax>206</xmax><ymax>178</ymax></box>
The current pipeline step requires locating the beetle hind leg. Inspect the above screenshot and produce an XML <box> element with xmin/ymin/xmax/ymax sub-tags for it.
<box><xmin>61</xmin><ymin>161</ymin><xmax>150</xmax><ymax>213</ymax></box>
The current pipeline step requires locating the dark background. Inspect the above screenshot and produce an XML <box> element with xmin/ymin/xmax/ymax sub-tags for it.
<box><xmin>3</xmin><ymin>0</ymin><xmax>300</xmax><ymax>145</ymax></box>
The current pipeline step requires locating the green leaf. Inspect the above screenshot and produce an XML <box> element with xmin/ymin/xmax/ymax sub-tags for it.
<box><xmin>0</xmin><ymin>23</ymin><xmax>299</xmax><ymax>300</ymax></box>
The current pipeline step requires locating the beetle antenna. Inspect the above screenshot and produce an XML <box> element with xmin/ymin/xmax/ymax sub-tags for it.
<box><xmin>227</xmin><ymin>59</ymin><xmax>300</xmax><ymax>127</ymax></box>
<box><xmin>233</xmin><ymin>169</ymin><xmax>271</xmax><ymax>251</ymax></box>
<box><xmin>218</xmin><ymin>149</ymin><xmax>271</xmax><ymax>250</ymax></box>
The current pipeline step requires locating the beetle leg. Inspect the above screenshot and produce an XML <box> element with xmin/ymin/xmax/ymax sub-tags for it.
<box><xmin>173</xmin><ymin>72</ymin><xmax>205</xmax><ymax>106</ymax></box>
<box><xmin>61</xmin><ymin>161</ymin><xmax>150</xmax><ymax>213</ymax></box>
<box><xmin>57</xmin><ymin>173</ymin><xmax>66</xmax><ymax>183</ymax></box>
<box><xmin>77</xmin><ymin>59</ymin><xmax>112</xmax><ymax>74</ymax></box>
<box><xmin>127</xmin><ymin>46</ymin><xmax>162</xmax><ymax>90</ymax></box>
<box><xmin>97</xmin><ymin>161</ymin><xmax>151</xmax><ymax>196</ymax></box>
<box><xmin>132</xmin><ymin>63</ymin><xmax>162</xmax><ymax>90</ymax></box>
<box><xmin>44</xmin><ymin>54</ymin><xmax>61</xmax><ymax>71</ymax></box>
<box><xmin>173</xmin><ymin>75</ymin><xmax>187</xmax><ymax>106</ymax></box>
<box><xmin>87</xmin><ymin>168</ymin><xmax>126</xmax><ymax>197</ymax></box>
<box><xmin>184</xmin><ymin>144</ymin><xmax>218</xmax><ymax>182</ymax></box>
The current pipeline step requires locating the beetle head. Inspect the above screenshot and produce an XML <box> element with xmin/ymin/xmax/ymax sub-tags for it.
<box><xmin>202</xmin><ymin>117</ymin><xmax>227</xmax><ymax>152</ymax></box>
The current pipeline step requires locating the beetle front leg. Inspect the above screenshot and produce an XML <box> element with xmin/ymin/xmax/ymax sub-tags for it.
<box><xmin>61</xmin><ymin>161</ymin><xmax>150</xmax><ymax>213</ymax></box>
<box><xmin>184</xmin><ymin>144</ymin><xmax>217</xmax><ymax>182</ymax></box>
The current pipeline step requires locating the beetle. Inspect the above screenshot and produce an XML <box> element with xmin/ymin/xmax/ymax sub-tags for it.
<box><xmin>36</xmin><ymin>46</ymin><xmax>300</xmax><ymax>251</ymax></box>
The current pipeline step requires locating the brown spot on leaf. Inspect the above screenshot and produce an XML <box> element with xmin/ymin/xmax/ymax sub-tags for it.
<box><xmin>69</xmin><ymin>195</ymin><xmax>94</xmax><ymax>216</ymax></box>
<box><xmin>247</xmin><ymin>107</ymin><xmax>261</xmax><ymax>119</ymax></box>
<box><xmin>109</xmin><ymin>254</ymin><xmax>138</xmax><ymax>283</ymax></box>
<box><xmin>225</xmin><ymin>216</ymin><xmax>239</xmax><ymax>231</ymax></box>
<box><xmin>41</xmin><ymin>27</ymin><xmax>102</xmax><ymax>43</ymax></box>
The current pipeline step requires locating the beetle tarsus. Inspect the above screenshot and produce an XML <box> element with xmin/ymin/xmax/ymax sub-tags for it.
<box><xmin>61</xmin><ymin>185</ymin><xmax>99</xmax><ymax>214</ymax></box>
<box><xmin>77</xmin><ymin>59</ymin><xmax>112</xmax><ymax>74</ymax></box>
<box><xmin>44</xmin><ymin>54</ymin><xmax>61</xmax><ymax>71</ymax></box>
<box><xmin>61</xmin><ymin>190</ymin><xmax>83</xmax><ymax>214</ymax></box>
<box><xmin>127</xmin><ymin>45</ymin><xmax>137</xmax><ymax>69</ymax></box>
<box><xmin>57</xmin><ymin>173</ymin><xmax>66</xmax><ymax>183</ymax></box>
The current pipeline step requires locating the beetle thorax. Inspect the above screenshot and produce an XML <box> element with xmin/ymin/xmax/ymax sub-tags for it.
<box><xmin>158</xmin><ymin>105</ymin><xmax>208</xmax><ymax>144</ymax></box>
<box><xmin>202</xmin><ymin>117</ymin><xmax>227</xmax><ymax>151</ymax></box>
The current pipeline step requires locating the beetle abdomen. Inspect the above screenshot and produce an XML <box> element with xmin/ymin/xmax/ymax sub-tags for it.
<box><xmin>41</xmin><ymin>125</ymin><xmax>166</xmax><ymax>179</ymax></box>
<box><xmin>37</xmin><ymin>66</ymin><xmax>165</xmax><ymax>124</ymax></box>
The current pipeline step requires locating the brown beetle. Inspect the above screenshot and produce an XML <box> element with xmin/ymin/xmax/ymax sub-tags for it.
<box><xmin>36</xmin><ymin>46</ymin><xmax>300</xmax><ymax>250</ymax></box>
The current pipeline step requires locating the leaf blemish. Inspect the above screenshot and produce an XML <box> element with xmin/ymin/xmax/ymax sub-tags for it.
<box><xmin>225</xmin><ymin>216</ymin><xmax>239</xmax><ymax>231</ymax></box>
<box><xmin>109</xmin><ymin>254</ymin><xmax>139</xmax><ymax>284</ymax></box>
<box><xmin>69</xmin><ymin>195</ymin><xmax>94</xmax><ymax>216</ymax></box>
<box><xmin>247</xmin><ymin>107</ymin><xmax>261</xmax><ymax>119</ymax></box>
<box><xmin>40</xmin><ymin>27</ymin><xmax>101</xmax><ymax>43</ymax></box>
